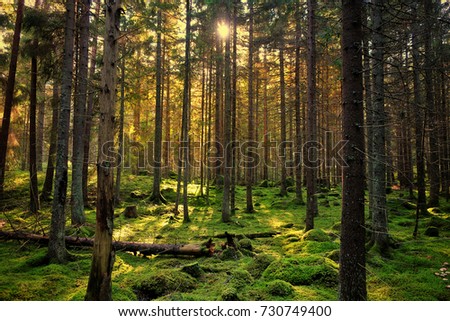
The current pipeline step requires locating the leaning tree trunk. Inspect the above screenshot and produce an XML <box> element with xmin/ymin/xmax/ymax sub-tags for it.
<box><xmin>85</xmin><ymin>0</ymin><xmax>121</xmax><ymax>301</ymax></box>
<box><xmin>339</xmin><ymin>0</ymin><xmax>367</xmax><ymax>301</ymax></box>
<box><xmin>305</xmin><ymin>0</ymin><xmax>318</xmax><ymax>231</ymax></box>
<box><xmin>48</xmin><ymin>0</ymin><xmax>76</xmax><ymax>264</ymax></box>
<box><xmin>71</xmin><ymin>0</ymin><xmax>91</xmax><ymax>225</ymax></box>
<box><xmin>0</xmin><ymin>0</ymin><xmax>25</xmax><ymax>199</ymax></box>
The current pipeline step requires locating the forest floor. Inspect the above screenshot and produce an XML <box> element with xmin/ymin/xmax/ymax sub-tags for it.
<box><xmin>0</xmin><ymin>170</ymin><xmax>449</xmax><ymax>301</ymax></box>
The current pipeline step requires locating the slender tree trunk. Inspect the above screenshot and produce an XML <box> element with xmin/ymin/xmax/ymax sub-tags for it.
<box><xmin>215</xmin><ymin>34</ymin><xmax>223</xmax><ymax>181</ymax></box>
<box><xmin>48</xmin><ymin>0</ymin><xmax>76</xmax><ymax>263</ymax></box>
<box><xmin>412</xmin><ymin>26</ymin><xmax>427</xmax><ymax>239</ymax></box>
<box><xmin>41</xmin><ymin>83</ymin><xmax>59</xmax><ymax>201</ymax></box>
<box><xmin>424</xmin><ymin>0</ymin><xmax>439</xmax><ymax>207</ymax></box>
<box><xmin>339</xmin><ymin>0</ymin><xmax>367</xmax><ymax>301</ymax></box>
<box><xmin>83</xmin><ymin>0</ymin><xmax>101</xmax><ymax>207</ymax></box>
<box><xmin>36</xmin><ymin>83</ymin><xmax>45</xmax><ymax>172</ymax></box>
<box><xmin>115</xmin><ymin>54</ymin><xmax>125</xmax><ymax>206</ymax></box>
<box><xmin>222</xmin><ymin>2</ymin><xmax>232</xmax><ymax>223</ymax></box>
<box><xmin>230</xmin><ymin>0</ymin><xmax>238</xmax><ymax>212</ymax></box>
<box><xmin>305</xmin><ymin>0</ymin><xmax>318</xmax><ymax>231</ymax></box>
<box><xmin>72</xmin><ymin>0</ymin><xmax>90</xmax><ymax>225</ymax></box>
<box><xmin>85</xmin><ymin>0</ymin><xmax>121</xmax><ymax>301</ymax></box>
<box><xmin>29</xmin><ymin>39</ymin><xmax>40</xmax><ymax>214</ymax></box>
<box><xmin>0</xmin><ymin>0</ymin><xmax>25</xmax><ymax>199</ymax></box>
<box><xmin>294</xmin><ymin>0</ymin><xmax>304</xmax><ymax>205</ymax></box>
<box><xmin>164</xmin><ymin>52</ymin><xmax>171</xmax><ymax>177</ymax></box>
<box><xmin>181</xmin><ymin>0</ymin><xmax>191</xmax><ymax>223</ymax></box>
<box><xmin>150</xmin><ymin>6</ymin><xmax>166</xmax><ymax>204</ymax></box>
<box><xmin>246</xmin><ymin>0</ymin><xmax>255</xmax><ymax>213</ymax></box>
<box><xmin>368</xmin><ymin>0</ymin><xmax>389</xmax><ymax>253</ymax></box>
<box><xmin>263</xmin><ymin>51</ymin><xmax>269</xmax><ymax>181</ymax></box>
<box><xmin>279</xmin><ymin>37</ymin><xmax>288</xmax><ymax>197</ymax></box>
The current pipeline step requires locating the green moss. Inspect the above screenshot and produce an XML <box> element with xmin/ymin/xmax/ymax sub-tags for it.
<box><xmin>134</xmin><ymin>270</ymin><xmax>197</xmax><ymax>300</ymax></box>
<box><xmin>266</xmin><ymin>280</ymin><xmax>294</xmax><ymax>297</ymax></box>
<box><xmin>301</xmin><ymin>229</ymin><xmax>330</xmax><ymax>242</ymax></box>
<box><xmin>246</xmin><ymin>254</ymin><xmax>275</xmax><ymax>279</ymax></box>
<box><xmin>283</xmin><ymin>241</ymin><xmax>339</xmax><ymax>255</ymax></box>
<box><xmin>229</xmin><ymin>268</ymin><xmax>254</xmax><ymax>289</ymax></box>
<box><xmin>181</xmin><ymin>262</ymin><xmax>204</xmax><ymax>278</ymax></box>
<box><xmin>221</xmin><ymin>287</ymin><xmax>239</xmax><ymax>301</ymax></box>
<box><xmin>238</xmin><ymin>238</ymin><xmax>253</xmax><ymax>251</ymax></box>
<box><xmin>220</xmin><ymin>248</ymin><xmax>243</xmax><ymax>260</ymax></box>
<box><xmin>262</xmin><ymin>255</ymin><xmax>338</xmax><ymax>287</ymax></box>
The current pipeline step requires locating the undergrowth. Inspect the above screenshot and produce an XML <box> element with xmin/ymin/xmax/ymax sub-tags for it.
<box><xmin>0</xmin><ymin>170</ymin><xmax>449</xmax><ymax>301</ymax></box>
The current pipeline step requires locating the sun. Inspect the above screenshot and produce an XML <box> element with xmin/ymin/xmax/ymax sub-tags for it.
<box><xmin>217</xmin><ymin>21</ymin><xmax>230</xmax><ymax>39</ymax></box>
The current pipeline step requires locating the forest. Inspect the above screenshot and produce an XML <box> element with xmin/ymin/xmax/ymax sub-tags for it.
<box><xmin>0</xmin><ymin>0</ymin><xmax>449</xmax><ymax>301</ymax></box>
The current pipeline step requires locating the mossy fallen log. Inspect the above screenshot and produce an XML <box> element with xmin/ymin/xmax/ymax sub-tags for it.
<box><xmin>0</xmin><ymin>230</ymin><xmax>211</xmax><ymax>257</ymax></box>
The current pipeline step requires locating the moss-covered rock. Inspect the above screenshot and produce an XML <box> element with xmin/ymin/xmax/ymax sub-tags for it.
<box><xmin>181</xmin><ymin>262</ymin><xmax>204</xmax><ymax>278</ymax></box>
<box><xmin>283</xmin><ymin>241</ymin><xmax>339</xmax><ymax>255</ymax></box>
<box><xmin>424</xmin><ymin>226</ymin><xmax>439</xmax><ymax>237</ymax></box>
<box><xmin>221</xmin><ymin>287</ymin><xmax>239</xmax><ymax>301</ymax></box>
<box><xmin>262</xmin><ymin>255</ymin><xmax>338</xmax><ymax>287</ymax></box>
<box><xmin>266</xmin><ymin>280</ymin><xmax>294</xmax><ymax>297</ymax></box>
<box><xmin>427</xmin><ymin>216</ymin><xmax>450</xmax><ymax>231</ymax></box>
<box><xmin>238</xmin><ymin>238</ymin><xmax>253</xmax><ymax>251</ymax></box>
<box><xmin>301</xmin><ymin>229</ymin><xmax>330</xmax><ymax>242</ymax></box>
<box><xmin>134</xmin><ymin>270</ymin><xmax>197</xmax><ymax>300</ymax></box>
<box><xmin>247</xmin><ymin>254</ymin><xmax>275</xmax><ymax>279</ymax></box>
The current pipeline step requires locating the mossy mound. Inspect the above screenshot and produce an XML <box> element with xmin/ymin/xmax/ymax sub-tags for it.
<box><xmin>424</xmin><ymin>226</ymin><xmax>439</xmax><ymax>237</ymax></box>
<box><xmin>229</xmin><ymin>268</ymin><xmax>254</xmax><ymax>289</ymax></box>
<box><xmin>221</xmin><ymin>287</ymin><xmax>239</xmax><ymax>301</ymax></box>
<box><xmin>427</xmin><ymin>207</ymin><xmax>442</xmax><ymax>215</ymax></box>
<box><xmin>427</xmin><ymin>216</ymin><xmax>450</xmax><ymax>231</ymax></box>
<box><xmin>238</xmin><ymin>238</ymin><xmax>253</xmax><ymax>251</ymax></box>
<box><xmin>326</xmin><ymin>250</ymin><xmax>340</xmax><ymax>263</ymax></box>
<box><xmin>219</xmin><ymin>247</ymin><xmax>243</xmax><ymax>260</ymax></box>
<box><xmin>246</xmin><ymin>254</ymin><xmax>275</xmax><ymax>279</ymax></box>
<box><xmin>301</xmin><ymin>229</ymin><xmax>330</xmax><ymax>242</ymax></box>
<box><xmin>181</xmin><ymin>262</ymin><xmax>204</xmax><ymax>278</ymax></box>
<box><xmin>265</xmin><ymin>279</ymin><xmax>295</xmax><ymax>297</ymax></box>
<box><xmin>283</xmin><ymin>241</ymin><xmax>339</xmax><ymax>255</ymax></box>
<box><xmin>262</xmin><ymin>255</ymin><xmax>338</xmax><ymax>287</ymax></box>
<box><xmin>134</xmin><ymin>270</ymin><xmax>197</xmax><ymax>300</ymax></box>
<box><xmin>161</xmin><ymin>187</ymin><xmax>177</xmax><ymax>202</ymax></box>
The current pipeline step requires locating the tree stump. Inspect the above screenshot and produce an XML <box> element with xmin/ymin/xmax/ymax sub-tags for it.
<box><xmin>123</xmin><ymin>206</ymin><xmax>138</xmax><ymax>218</ymax></box>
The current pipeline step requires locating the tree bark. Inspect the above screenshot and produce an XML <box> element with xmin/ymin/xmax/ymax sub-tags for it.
<box><xmin>115</xmin><ymin>52</ymin><xmax>125</xmax><ymax>206</ymax></box>
<box><xmin>294</xmin><ymin>0</ymin><xmax>304</xmax><ymax>205</ymax></box>
<box><xmin>368</xmin><ymin>0</ymin><xmax>390</xmax><ymax>254</ymax></box>
<box><xmin>246</xmin><ymin>0</ymin><xmax>255</xmax><ymax>213</ymax></box>
<box><xmin>279</xmin><ymin>37</ymin><xmax>288</xmax><ymax>197</ymax></box>
<box><xmin>41</xmin><ymin>83</ymin><xmax>59</xmax><ymax>201</ymax></box>
<box><xmin>0</xmin><ymin>0</ymin><xmax>25</xmax><ymax>199</ymax></box>
<box><xmin>150</xmin><ymin>5</ymin><xmax>166</xmax><ymax>204</ymax></box>
<box><xmin>48</xmin><ymin>0</ymin><xmax>76</xmax><ymax>264</ymax></box>
<box><xmin>305</xmin><ymin>0</ymin><xmax>318</xmax><ymax>231</ymax></box>
<box><xmin>72</xmin><ymin>0</ymin><xmax>91</xmax><ymax>225</ymax></box>
<box><xmin>85</xmin><ymin>0</ymin><xmax>121</xmax><ymax>301</ymax></box>
<box><xmin>339</xmin><ymin>0</ymin><xmax>367</xmax><ymax>301</ymax></box>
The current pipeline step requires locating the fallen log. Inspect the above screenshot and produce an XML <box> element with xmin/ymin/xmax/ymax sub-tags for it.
<box><xmin>0</xmin><ymin>230</ymin><xmax>210</xmax><ymax>257</ymax></box>
<box><xmin>211</xmin><ymin>231</ymin><xmax>280</xmax><ymax>240</ymax></box>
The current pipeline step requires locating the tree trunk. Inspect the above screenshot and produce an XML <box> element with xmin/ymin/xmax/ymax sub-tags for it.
<box><xmin>230</xmin><ymin>0</ymin><xmax>238</xmax><ymax>212</ymax></box>
<box><xmin>29</xmin><ymin>37</ymin><xmax>40</xmax><ymax>215</ymax></box>
<box><xmin>214</xmin><ymin>33</ymin><xmax>223</xmax><ymax>181</ymax></box>
<box><xmin>305</xmin><ymin>0</ymin><xmax>318</xmax><ymax>231</ymax></box>
<box><xmin>294</xmin><ymin>0</ymin><xmax>304</xmax><ymax>205</ymax></box>
<box><xmin>150</xmin><ymin>6</ymin><xmax>166</xmax><ymax>204</ymax></box>
<box><xmin>263</xmin><ymin>50</ymin><xmax>269</xmax><ymax>181</ymax></box>
<box><xmin>115</xmin><ymin>53</ymin><xmax>125</xmax><ymax>206</ymax></box>
<box><xmin>368</xmin><ymin>0</ymin><xmax>389</xmax><ymax>254</ymax></box>
<box><xmin>36</xmin><ymin>83</ymin><xmax>45</xmax><ymax>172</ymax></box>
<box><xmin>222</xmin><ymin>3</ymin><xmax>232</xmax><ymax>223</ymax></box>
<box><xmin>0</xmin><ymin>231</ymin><xmax>210</xmax><ymax>257</ymax></box>
<box><xmin>424</xmin><ymin>0</ymin><xmax>439</xmax><ymax>207</ymax></box>
<box><xmin>339</xmin><ymin>0</ymin><xmax>367</xmax><ymax>301</ymax></box>
<box><xmin>48</xmin><ymin>0</ymin><xmax>76</xmax><ymax>264</ymax></box>
<box><xmin>85</xmin><ymin>0</ymin><xmax>121</xmax><ymax>301</ymax></box>
<box><xmin>246</xmin><ymin>0</ymin><xmax>255</xmax><ymax>213</ymax></box>
<box><xmin>41</xmin><ymin>83</ymin><xmax>59</xmax><ymax>201</ymax></box>
<box><xmin>72</xmin><ymin>0</ymin><xmax>91</xmax><ymax>225</ymax></box>
<box><xmin>82</xmin><ymin>0</ymin><xmax>101</xmax><ymax>207</ymax></box>
<box><xmin>0</xmin><ymin>0</ymin><xmax>25</xmax><ymax>199</ymax></box>
<box><xmin>279</xmin><ymin>37</ymin><xmax>288</xmax><ymax>197</ymax></box>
